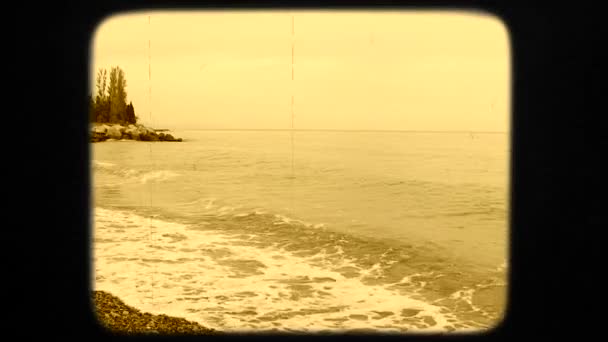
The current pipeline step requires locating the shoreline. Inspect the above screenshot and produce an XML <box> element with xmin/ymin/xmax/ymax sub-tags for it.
<box><xmin>92</xmin><ymin>290</ymin><xmax>217</xmax><ymax>335</ymax></box>
<box><xmin>91</xmin><ymin>122</ymin><xmax>182</xmax><ymax>143</ymax></box>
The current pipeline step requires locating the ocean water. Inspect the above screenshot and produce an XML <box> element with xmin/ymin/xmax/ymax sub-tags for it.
<box><xmin>92</xmin><ymin>130</ymin><xmax>509</xmax><ymax>333</ymax></box>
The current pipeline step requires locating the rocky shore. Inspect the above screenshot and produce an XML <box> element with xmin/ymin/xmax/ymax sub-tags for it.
<box><xmin>92</xmin><ymin>290</ymin><xmax>217</xmax><ymax>335</ymax></box>
<box><xmin>91</xmin><ymin>123</ymin><xmax>182</xmax><ymax>143</ymax></box>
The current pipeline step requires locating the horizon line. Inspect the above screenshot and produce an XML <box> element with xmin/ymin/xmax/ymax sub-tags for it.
<box><xmin>162</xmin><ymin>128</ymin><xmax>508</xmax><ymax>134</ymax></box>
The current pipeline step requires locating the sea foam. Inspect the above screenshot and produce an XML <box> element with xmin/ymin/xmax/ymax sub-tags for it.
<box><xmin>93</xmin><ymin>207</ymin><xmax>468</xmax><ymax>333</ymax></box>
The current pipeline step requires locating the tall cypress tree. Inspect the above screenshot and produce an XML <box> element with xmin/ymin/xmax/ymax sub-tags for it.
<box><xmin>94</xmin><ymin>68</ymin><xmax>108</xmax><ymax>123</ymax></box>
<box><xmin>92</xmin><ymin>66</ymin><xmax>131</xmax><ymax>124</ymax></box>
<box><xmin>125</xmin><ymin>101</ymin><xmax>136</xmax><ymax>124</ymax></box>
<box><xmin>107</xmin><ymin>66</ymin><xmax>127</xmax><ymax>124</ymax></box>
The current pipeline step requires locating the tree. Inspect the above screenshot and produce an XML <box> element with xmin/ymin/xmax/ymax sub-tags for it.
<box><xmin>125</xmin><ymin>101</ymin><xmax>136</xmax><ymax>124</ymax></box>
<box><xmin>107</xmin><ymin>66</ymin><xmax>127</xmax><ymax>124</ymax></box>
<box><xmin>93</xmin><ymin>68</ymin><xmax>110</xmax><ymax>123</ymax></box>
<box><xmin>91</xmin><ymin>66</ymin><xmax>135</xmax><ymax>124</ymax></box>
<box><xmin>116</xmin><ymin>69</ymin><xmax>127</xmax><ymax>123</ymax></box>
<box><xmin>95</xmin><ymin>68</ymin><xmax>107</xmax><ymax>104</ymax></box>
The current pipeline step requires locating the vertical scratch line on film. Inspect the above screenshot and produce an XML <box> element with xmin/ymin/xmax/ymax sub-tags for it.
<box><xmin>290</xmin><ymin>14</ymin><xmax>295</xmax><ymax>216</ymax></box>
<box><xmin>147</xmin><ymin>14</ymin><xmax>155</xmax><ymax>307</ymax></box>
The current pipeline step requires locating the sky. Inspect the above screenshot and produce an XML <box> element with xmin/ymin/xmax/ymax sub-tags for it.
<box><xmin>91</xmin><ymin>10</ymin><xmax>510</xmax><ymax>132</ymax></box>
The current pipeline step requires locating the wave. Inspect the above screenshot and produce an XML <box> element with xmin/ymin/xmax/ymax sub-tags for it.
<box><xmin>93</xmin><ymin>184</ymin><xmax>506</xmax><ymax>331</ymax></box>
<box><xmin>93</xmin><ymin>160</ymin><xmax>180</xmax><ymax>184</ymax></box>
<box><xmin>93</xmin><ymin>161</ymin><xmax>117</xmax><ymax>168</ymax></box>
<box><xmin>93</xmin><ymin>206</ymin><xmax>499</xmax><ymax>332</ymax></box>
<box><xmin>171</xmin><ymin>197</ymin><xmax>329</xmax><ymax>230</ymax></box>
<box><xmin>139</xmin><ymin>170</ymin><xmax>181</xmax><ymax>184</ymax></box>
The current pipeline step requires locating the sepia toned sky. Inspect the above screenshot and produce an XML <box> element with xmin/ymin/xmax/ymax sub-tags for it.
<box><xmin>91</xmin><ymin>10</ymin><xmax>510</xmax><ymax>131</ymax></box>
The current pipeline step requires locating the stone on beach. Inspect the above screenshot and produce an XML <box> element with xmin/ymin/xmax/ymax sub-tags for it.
<box><xmin>93</xmin><ymin>290</ymin><xmax>217</xmax><ymax>335</ymax></box>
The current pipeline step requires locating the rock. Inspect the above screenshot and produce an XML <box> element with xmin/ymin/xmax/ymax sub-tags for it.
<box><xmin>141</xmin><ymin>131</ymin><xmax>160</xmax><ymax>141</ymax></box>
<box><xmin>124</xmin><ymin>126</ymin><xmax>140</xmax><ymax>140</ymax></box>
<box><xmin>91</xmin><ymin>131</ymin><xmax>107</xmax><ymax>142</ymax></box>
<box><xmin>137</xmin><ymin>126</ymin><xmax>153</xmax><ymax>140</ymax></box>
<box><xmin>93</xmin><ymin>290</ymin><xmax>217</xmax><ymax>335</ymax></box>
<box><xmin>106</xmin><ymin>125</ymin><xmax>123</xmax><ymax>139</ymax></box>
<box><xmin>137</xmin><ymin>128</ymin><xmax>149</xmax><ymax>141</ymax></box>
<box><xmin>93</xmin><ymin>125</ymin><xmax>109</xmax><ymax>134</ymax></box>
<box><xmin>90</xmin><ymin>123</ymin><xmax>182</xmax><ymax>143</ymax></box>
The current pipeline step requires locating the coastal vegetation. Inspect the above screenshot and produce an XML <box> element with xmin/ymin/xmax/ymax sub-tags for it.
<box><xmin>89</xmin><ymin>66</ymin><xmax>136</xmax><ymax>125</ymax></box>
<box><xmin>89</xmin><ymin>66</ymin><xmax>181</xmax><ymax>142</ymax></box>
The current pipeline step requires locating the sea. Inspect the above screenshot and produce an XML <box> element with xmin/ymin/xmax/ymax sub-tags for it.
<box><xmin>92</xmin><ymin>130</ymin><xmax>510</xmax><ymax>333</ymax></box>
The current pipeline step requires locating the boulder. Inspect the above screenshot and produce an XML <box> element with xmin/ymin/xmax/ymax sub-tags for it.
<box><xmin>135</xmin><ymin>128</ymin><xmax>146</xmax><ymax>140</ymax></box>
<box><xmin>91</xmin><ymin>131</ymin><xmax>107</xmax><ymax>138</ymax></box>
<box><xmin>106</xmin><ymin>125</ymin><xmax>123</xmax><ymax>140</ymax></box>
<box><xmin>139</xmin><ymin>129</ymin><xmax>158</xmax><ymax>141</ymax></box>
<box><xmin>89</xmin><ymin>123</ymin><xmax>179</xmax><ymax>142</ymax></box>
<box><xmin>124</xmin><ymin>126</ymin><xmax>139</xmax><ymax>140</ymax></box>
<box><xmin>90</xmin><ymin>132</ymin><xmax>107</xmax><ymax>142</ymax></box>
<box><xmin>137</xmin><ymin>126</ymin><xmax>150</xmax><ymax>136</ymax></box>
<box><xmin>93</xmin><ymin>125</ymin><xmax>109</xmax><ymax>134</ymax></box>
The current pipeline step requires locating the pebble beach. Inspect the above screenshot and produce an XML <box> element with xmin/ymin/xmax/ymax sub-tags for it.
<box><xmin>93</xmin><ymin>290</ymin><xmax>218</xmax><ymax>335</ymax></box>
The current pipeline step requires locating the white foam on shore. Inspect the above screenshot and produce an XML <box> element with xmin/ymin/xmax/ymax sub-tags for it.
<box><xmin>92</xmin><ymin>160</ymin><xmax>117</xmax><ymax>168</ymax></box>
<box><xmin>93</xmin><ymin>207</ymin><xmax>469</xmax><ymax>333</ymax></box>
<box><xmin>93</xmin><ymin>161</ymin><xmax>180</xmax><ymax>185</ymax></box>
<box><xmin>140</xmin><ymin>170</ymin><xmax>180</xmax><ymax>184</ymax></box>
